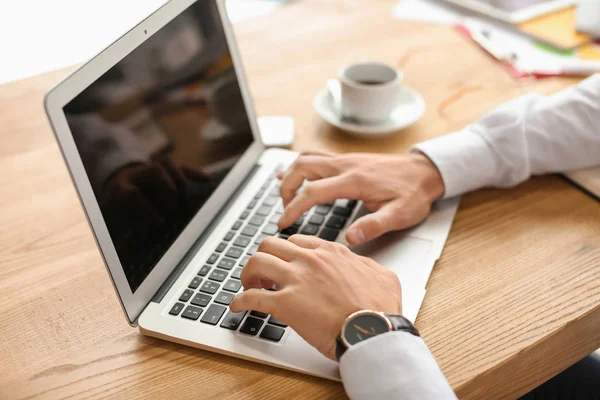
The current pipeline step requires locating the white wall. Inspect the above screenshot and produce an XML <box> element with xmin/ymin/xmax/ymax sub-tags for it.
<box><xmin>0</xmin><ymin>0</ymin><xmax>281</xmax><ymax>84</ymax></box>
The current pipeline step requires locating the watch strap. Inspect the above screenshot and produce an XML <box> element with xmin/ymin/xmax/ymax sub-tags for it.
<box><xmin>387</xmin><ymin>315</ymin><xmax>420</xmax><ymax>337</ymax></box>
<box><xmin>335</xmin><ymin>314</ymin><xmax>420</xmax><ymax>361</ymax></box>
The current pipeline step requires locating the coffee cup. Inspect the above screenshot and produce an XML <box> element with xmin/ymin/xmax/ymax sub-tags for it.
<box><xmin>332</xmin><ymin>62</ymin><xmax>404</xmax><ymax>123</ymax></box>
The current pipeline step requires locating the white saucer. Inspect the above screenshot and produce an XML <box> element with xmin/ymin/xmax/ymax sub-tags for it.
<box><xmin>313</xmin><ymin>86</ymin><xmax>426</xmax><ymax>137</ymax></box>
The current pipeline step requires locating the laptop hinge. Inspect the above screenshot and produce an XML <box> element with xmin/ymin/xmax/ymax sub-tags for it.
<box><xmin>149</xmin><ymin>164</ymin><xmax>261</xmax><ymax>306</ymax></box>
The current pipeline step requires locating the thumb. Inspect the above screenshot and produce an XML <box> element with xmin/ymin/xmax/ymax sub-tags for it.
<box><xmin>346</xmin><ymin>203</ymin><xmax>404</xmax><ymax>245</ymax></box>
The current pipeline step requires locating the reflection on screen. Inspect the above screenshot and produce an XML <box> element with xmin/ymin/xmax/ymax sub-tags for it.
<box><xmin>64</xmin><ymin>1</ymin><xmax>254</xmax><ymax>292</ymax></box>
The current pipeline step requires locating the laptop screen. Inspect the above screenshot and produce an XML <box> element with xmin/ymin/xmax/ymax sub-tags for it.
<box><xmin>64</xmin><ymin>1</ymin><xmax>254</xmax><ymax>293</ymax></box>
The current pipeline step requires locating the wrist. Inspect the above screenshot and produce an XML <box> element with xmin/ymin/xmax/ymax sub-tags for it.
<box><xmin>336</xmin><ymin>310</ymin><xmax>419</xmax><ymax>361</ymax></box>
<box><xmin>412</xmin><ymin>152</ymin><xmax>445</xmax><ymax>202</ymax></box>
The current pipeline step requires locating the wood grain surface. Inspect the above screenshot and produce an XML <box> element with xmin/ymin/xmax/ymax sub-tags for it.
<box><xmin>1</xmin><ymin>1</ymin><xmax>599</xmax><ymax>399</ymax></box>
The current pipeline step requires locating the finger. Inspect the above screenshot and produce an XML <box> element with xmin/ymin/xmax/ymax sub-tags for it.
<box><xmin>257</xmin><ymin>237</ymin><xmax>302</xmax><ymax>262</ymax></box>
<box><xmin>279</xmin><ymin>156</ymin><xmax>337</xmax><ymax>206</ymax></box>
<box><xmin>230</xmin><ymin>288</ymin><xmax>279</xmax><ymax>314</ymax></box>
<box><xmin>241</xmin><ymin>252</ymin><xmax>293</xmax><ymax>290</ymax></box>
<box><xmin>299</xmin><ymin>150</ymin><xmax>335</xmax><ymax>157</ymax></box>
<box><xmin>346</xmin><ymin>203</ymin><xmax>402</xmax><ymax>245</ymax></box>
<box><xmin>278</xmin><ymin>175</ymin><xmax>359</xmax><ymax>228</ymax></box>
<box><xmin>287</xmin><ymin>234</ymin><xmax>321</xmax><ymax>249</ymax></box>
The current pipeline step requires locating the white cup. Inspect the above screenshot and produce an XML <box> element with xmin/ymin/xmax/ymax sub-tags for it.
<box><xmin>336</xmin><ymin>62</ymin><xmax>404</xmax><ymax>123</ymax></box>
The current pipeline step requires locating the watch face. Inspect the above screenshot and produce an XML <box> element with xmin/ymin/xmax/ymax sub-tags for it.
<box><xmin>343</xmin><ymin>313</ymin><xmax>391</xmax><ymax>346</ymax></box>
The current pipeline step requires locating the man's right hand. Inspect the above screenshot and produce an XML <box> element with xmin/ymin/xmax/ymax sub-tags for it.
<box><xmin>278</xmin><ymin>151</ymin><xmax>445</xmax><ymax>246</ymax></box>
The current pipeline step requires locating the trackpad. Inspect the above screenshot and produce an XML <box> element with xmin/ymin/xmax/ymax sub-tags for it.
<box><xmin>350</xmin><ymin>231</ymin><xmax>433</xmax><ymax>290</ymax></box>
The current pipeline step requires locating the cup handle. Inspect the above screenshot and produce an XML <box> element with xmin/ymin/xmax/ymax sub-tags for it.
<box><xmin>326</xmin><ymin>79</ymin><xmax>343</xmax><ymax>116</ymax></box>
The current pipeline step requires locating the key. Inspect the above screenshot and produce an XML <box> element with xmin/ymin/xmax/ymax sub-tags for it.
<box><xmin>333</xmin><ymin>206</ymin><xmax>352</xmax><ymax>218</ymax></box>
<box><xmin>214</xmin><ymin>291</ymin><xmax>235</xmax><ymax>305</ymax></box>
<box><xmin>217</xmin><ymin>258</ymin><xmax>235</xmax><ymax>271</ymax></box>
<box><xmin>200</xmin><ymin>281</ymin><xmax>220</xmax><ymax>295</ymax></box>
<box><xmin>262</xmin><ymin>224</ymin><xmax>279</xmax><ymax>235</ymax></box>
<box><xmin>247</xmin><ymin>245</ymin><xmax>258</xmax><ymax>256</ymax></box>
<box><xmin>254</xmin><ymin>189</ymin><xmax>265</xmax><ymax>199</ymax></box>
<box><xmin>232</xmin><ymin>221</ymin><xmax>243</xmax><ymax>230</ymax></box>
<box><xmin>226</xmin><ymin>247</ymin><xmax>244</xmax><ymax>259</ymax></box>
<box><xmin>262</xmin><ymin>196</ymin><xmax>278</xmax><ymax>207</ymax></box>
<box><xmin>250</xmin><ymin>311</ymin><xmax>268</xmax><ymax>318</ymax></box>
<box><xmin>326</xmin><ymin>215</ymin><xmax>346</xmax><ymax>230</ymax></box>
<box><xmin>255</xmin><ymin>206</ymin><xmax>271</xmax><ymax>216</ymax></box>
<box><xmin>188</xmin><ymin>276</ymin><xmax>202</xmax><ymax>289</ymax></box>
<box><xmin>234</xmin><ymin>236</ymin><xmax>251</xmax><ymax>248</ymax></box>
<box><xmin>300</xmin><ymin>224</ymin><xmax>319</xmax><ymax>235</ymax></box>
<box><xmin>314</xmin><ymin>204</ymin><xmax>332</xmax><ymax>215</ymax></box>
<box><xmin>240</xmin><ymin>316</ymin><xmax>264</xmax><ymax>336</ymax></box>
<box><xmin>269</xmin><ymin>187</ymin><xmax>280</xmax><ymax>197</ymax></box>
<box><xmin>292</xmin><ymin>216</ymin><xmax>305</xmax><ymax>227</ymax></box>
<box><xmin>240</xmin><ymin>211</ymin><xmax>250</xmax><ymax>220</ymax></box>
<box><xmin>208</xmin><ymin>269</ymin><xmax>227</xmax><ymax>282</ymax></box>
<box><xmin>220</xmin><ymin>311</ymin><xmax>247</xmax><ymax>330</ymax></box>
<box><xmin>269</xmin><ymin>213</ymin><xmax>281</xmax><ymax>225</ymax></box>
<box><xmin>260</xmin><ymin>325</ymin><xmax>285</xmax><ymax>342</ymax></box>
<box><xmin>247</xmin><ymin>200</ymin><xmax>257</xmax><ymax>209</ymax></box>
<box><xmin>200</xmin><ymin>304</ymin><xmax>227</xmax><ymax>325</ymax></box>
<box><xmin>179</xmin><ymin>289</ymin><xmax>194</xmax><ymax>302</ymax></box>
<box><xmin>276</xmin><ymin>203</ymin><xmax>284</xmax><ymax>213</ymax></box>
<box><xmin>231</xmin><ymin>267</ymin><xmax>243</xmax><ymax>280</ymax></box>
<box><xmin>198</xmin><ymin>265</ymin><xmax>211</xmax><ymax>276</ymax></box>
<box><xmin>280</xmin><ymin>226</ymin><xmax>298</xmax><ymax>236</ymax></box>
<box><xmin>319</xmin><ymin>228</ymin><xmax>339</xmax><ymax>242</ymax></box>
<box><xmin>248</xmin><ymin>216</ymin><xmax>265</xmax><ymax>227</ymax></box>
<box><xmin>191</xmin><ymin>293</ymin><xmax>212</xmax><ymax>307</ymax></box>
<box><xmin>223</xmin><ymin>231</ymin><xmax>235</xmax><ymax>241</ymax></box>
<box><xmin>215</xmin><ymin>242</ymin><xmax>227</xmax><ymax>253</ymax></box>
<box><xmin>241</xmin><ymin>226</ymin><xmax>258</xmax><ymax>237</ymax></box>
<box><xmin>239</xmin><ymin>256</ymin><xmax>250</xmax><ymax>266</ymax></box>
<box><xmin>255</xmin><ymin>234</ymin><xmax>268</xmax><ymax>245</ymax></box>
<box><xmin>308</xmin><ymin>215</ymin><xmax>324</xmax><ymax>225</ymax></box>
<box><xmin>268</xmin><ymin>316</ymin><xmax>288</xmax><ymax>327</ymax></box>
<box><xmin>223</xmin><ymin>279</ymin><xmax>242</xmax><ymax>293</ymax></box>
<box><xmin>206</xmin><ymin>253</ymin><xmax>219</xmax><ymax>264</ymax></box>
<box><xmin>181</xmin><ymin>305</ymin><xmax>203</xmax><ymax>320</ymax></box>
<box><xmin>169</xmin><ymin>302</ymin><xmax>185</xmax><ymax>316</ymax></box>
<box><xmin>346</xmin><ymin>200</ymin><xmax>358</xmax><ymax>209</ymax></box>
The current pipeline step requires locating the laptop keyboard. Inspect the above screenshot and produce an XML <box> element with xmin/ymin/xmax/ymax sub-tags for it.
<box><xmin>168</xmin><ymin>166</ymin><xmax>358</xmax><ymax>342</ymax></box>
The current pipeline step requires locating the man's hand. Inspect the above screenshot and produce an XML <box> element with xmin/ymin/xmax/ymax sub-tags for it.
<box><xmin>229</xmin><ymin>236</ymin><xmax>402</xmax><ymax>360</ymax></box>
<box><xmin>277</xmin><ymin>152</ymin><xmax>445</xmax><ymax>245</ymax></box>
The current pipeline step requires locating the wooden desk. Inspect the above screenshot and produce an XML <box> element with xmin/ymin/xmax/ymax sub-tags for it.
<box><xmin>1</xmin><ymin>1</ymin><xmax>599</xmax><ymax>398</ymax></box>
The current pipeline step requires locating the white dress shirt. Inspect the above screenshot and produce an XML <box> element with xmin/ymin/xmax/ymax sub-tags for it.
<box><xmin>340</xmin><ymin>74</ymin><xmax>600</xmax><ymax>399</ymax></box>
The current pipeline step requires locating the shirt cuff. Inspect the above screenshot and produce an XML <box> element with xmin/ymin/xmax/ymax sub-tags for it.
<box><xmin>412</xmin><ymin>128</ymin><xmax>500</xmax><ymax>198</ymax></box>
<box><xmin>339</xmin><ymin>331</ymin><xmax>457</xmax><ymax>400</ymax></box>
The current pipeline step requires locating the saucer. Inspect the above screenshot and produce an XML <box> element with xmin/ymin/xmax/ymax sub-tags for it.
<box><xmin>313</xmin><ymin>86</ymin><xmax>426</xmax><ymax>137</ymax></box>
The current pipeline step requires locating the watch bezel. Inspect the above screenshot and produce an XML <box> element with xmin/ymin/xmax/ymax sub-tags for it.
<box><xmin>340</xmin><ymin>310</ymin><xmax>393</xmax><ymax>349</ymax></box>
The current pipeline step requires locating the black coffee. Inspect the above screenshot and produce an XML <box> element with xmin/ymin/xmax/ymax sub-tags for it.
<box><xmin>356</xmin><ymin>80</ymin><xmax>384</xmax><ymax>86</ymax></box>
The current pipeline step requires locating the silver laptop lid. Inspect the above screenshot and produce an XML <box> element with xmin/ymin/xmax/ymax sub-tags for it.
<box><xmin>45</xmin><ymin>0</ymin><xmax>264</xmax><ymax>324</ymax></box>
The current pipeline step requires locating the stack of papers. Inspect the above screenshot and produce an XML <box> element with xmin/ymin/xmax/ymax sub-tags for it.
<box><xmin>392</xmin><ymin>0</ymin><xmax>600</xmax><ymax>78</ymax></box>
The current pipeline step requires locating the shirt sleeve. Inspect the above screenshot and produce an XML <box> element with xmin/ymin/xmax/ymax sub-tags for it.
<box><xmin>413</xmin><ymin>74</ymin><xmax>600</xmax><ymax>198</ymax></box>
<box><xmin>340</xmin><ymin>331</ymin><xmax>457</xmax><ymax>400</ymax></box>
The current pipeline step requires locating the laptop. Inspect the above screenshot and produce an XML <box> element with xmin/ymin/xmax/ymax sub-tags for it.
<box><xmin>45</xmin><ymin>0</ymin><xmax>460</xmax><ymax>380</ymax></box>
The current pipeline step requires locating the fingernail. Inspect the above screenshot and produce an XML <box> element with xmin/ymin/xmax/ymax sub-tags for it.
<box><xmin>347</xmin><ymin>228</ymin><xmax>366</xmax><ymax>245</ymax></box>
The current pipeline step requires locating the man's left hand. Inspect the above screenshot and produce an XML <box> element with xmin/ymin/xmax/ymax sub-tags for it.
<box><xmin>229</xmin><ymin>235</ymin><xmax>403</xmax><ymax>360</ymax></box>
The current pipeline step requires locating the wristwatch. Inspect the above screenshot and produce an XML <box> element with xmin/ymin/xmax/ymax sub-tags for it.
<box><xmin>335</xmin><ymin>310</ymin><xmax>420</xmax><ymax>361</ymax></box>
